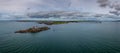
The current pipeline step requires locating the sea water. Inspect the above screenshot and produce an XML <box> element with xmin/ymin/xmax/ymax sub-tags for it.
<box><xmin>0</xmin><ymin>22</ymin><xmax>120</xmax><ymax>53</ymax></box>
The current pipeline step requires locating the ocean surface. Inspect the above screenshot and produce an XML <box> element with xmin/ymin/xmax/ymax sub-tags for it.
<box><xmin>0</xmin><ymin>22</ymin><xmax>120</xmax><ymax>53</ymax></box>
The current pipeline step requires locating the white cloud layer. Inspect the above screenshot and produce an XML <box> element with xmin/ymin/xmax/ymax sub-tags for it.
<box><xmin>0</xmin><ymin>0</ymin><xmax>103</xmax><ymax>13</ymax></box>
<box><xmin>0</xmin><ymin>0</ymin><xmax>119</xmax><ymax>14</ymax></box>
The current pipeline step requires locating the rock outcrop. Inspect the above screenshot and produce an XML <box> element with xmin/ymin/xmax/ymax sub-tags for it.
<box><xmin>15</xmin><ymin>26</ymin><xmax>50</xmax><ymax>33</ymax></box>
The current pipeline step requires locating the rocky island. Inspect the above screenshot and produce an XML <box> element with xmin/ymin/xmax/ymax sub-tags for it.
<box><xmin>15</xmin><ymin>26</ymin><xmax>50</xmax><ymax>33</ymax></box>
<box><xmin>38</xmin><ymin>21</ymin><xmax>79</xmax><ymax>25</ymax></box>
<box><xmin>17</xmin><ymin>20</ymin><xmax>102</xmax><ymax>25</ymax></box>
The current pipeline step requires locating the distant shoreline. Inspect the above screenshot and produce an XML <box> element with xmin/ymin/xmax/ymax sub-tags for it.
<box><xmin>0</xmin><ymin>20</ymin><xmax>120</xmax><ymax>22</ymax></box>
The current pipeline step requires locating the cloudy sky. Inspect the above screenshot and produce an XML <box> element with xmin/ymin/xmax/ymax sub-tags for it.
<box><xmin>0</xmin><ymin>0</ymin><xmax>120</xmax><ymax>14</ymax></box>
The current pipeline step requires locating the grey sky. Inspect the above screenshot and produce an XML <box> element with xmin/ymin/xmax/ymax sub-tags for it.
<box><xmin>0</xmin><ymin>0</ymin><xmax>120</xmax><ymax>14</ymax></box>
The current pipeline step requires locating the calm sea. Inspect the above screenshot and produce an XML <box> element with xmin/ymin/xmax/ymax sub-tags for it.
<box><xmin>0</xmin><ymin>22</ymin><xmax>120</xmax><ymax>53</ymax></box>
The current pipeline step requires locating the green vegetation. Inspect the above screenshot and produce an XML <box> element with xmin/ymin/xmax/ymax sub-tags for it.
<box><xmin>38</xmin><ymin>21</ymin><xmax>80</xmax><ymax>25</ymax></box>
<box><xmin>16</xmin><ymin>20</ymin><xmax>102</xmax><ymax>25</ymax></box>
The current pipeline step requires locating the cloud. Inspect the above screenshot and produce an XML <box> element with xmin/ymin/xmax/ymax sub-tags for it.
<box><xmin>0</xmin><ymin>0</ymin><xmax>72</xmax><ymax>13</ymax></box>
<box><xmin>97</xmin><ymin>0</ymin><xmax>120</xmax><ymax>16</ymax></box>
<box><xmin>97</xmin><ymin>0</ymin><xmax>110</xmax><ymax>7</ymax></box>
<box><xmin>0</xmin><ymin>0</ymin><xmax>113</xmax><ymax>15</ymax></box>
<box><xmin>109</xmin><ymin>11</ymin><xmax>120</xmax><ymax>16</ymax></box>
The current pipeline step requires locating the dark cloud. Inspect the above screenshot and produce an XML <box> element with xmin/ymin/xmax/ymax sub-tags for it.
<box><xmin>97</xmin><ymin>0</ymin><xmax>120</xmax><ymax>16</ymax></box>
<box><xmin>109</xmin><ymin>11</ymin><xmax>120</xmax><ymax>16</ymax></box>
<box><xmin>97</xmin><ymin>0</ymin><xmax>110</xmax><ymax>7</ymax></box>
<box><xmin>114</xmin><ymin>4</ymin><xmax>120</xmax><ymax>11</ymax></box>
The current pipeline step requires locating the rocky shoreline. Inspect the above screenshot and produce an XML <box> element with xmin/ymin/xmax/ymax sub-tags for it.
<box><xmin>15</xmin><ymin>21</ymin><xmax>102</xmax><ymax>33</ymax></box>
<box><xmin>15</xmin><ymin>21</ymin><xmax>77</xmax><ymax>33</ymax></box>
<box><xmin>15</xmin><ymin>26</ymin><xmax>50</xmax><ymax>33</ymax></box>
